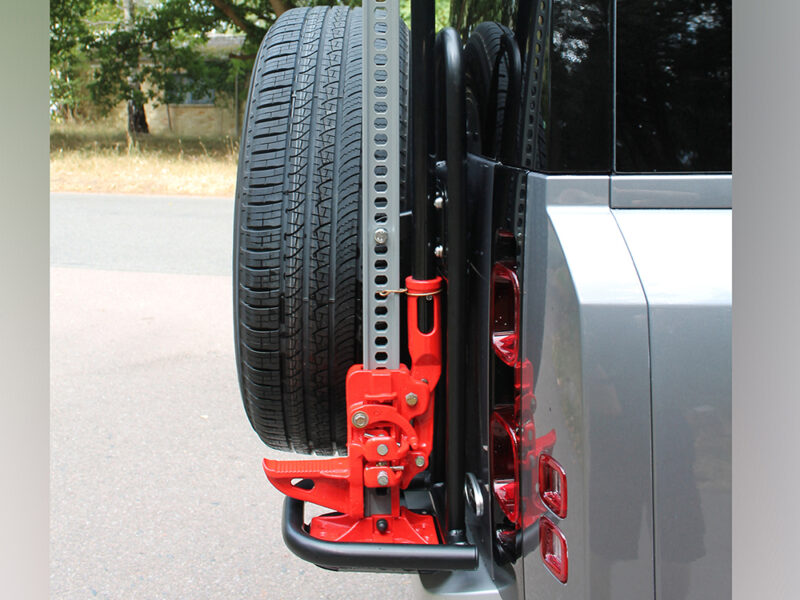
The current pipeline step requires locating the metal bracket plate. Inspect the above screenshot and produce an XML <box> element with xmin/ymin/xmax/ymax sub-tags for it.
<box><xmin>363</xmin><ymin>0</ymin><xmax>401</xmax><ymax>369</ymax></box>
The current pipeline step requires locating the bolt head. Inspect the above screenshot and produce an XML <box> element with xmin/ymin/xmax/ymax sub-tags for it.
<box><xmin>373</xmin><ymin>228</ymin><xmax>389</xmax><ymax>245</ymax></box>
<box><xmin>376</xmin><ymin>443</ymin><xmax>389</xmax><ymax>456</ymax></box>
<box><xmin>434</xmin><ymin>245</ymin><xmax>444</xmax><ymax>258</ymax></box>
<box><xmin>351</xmin><ymin>411</ymin><xmax>369</xmax><ymax>428</ymax></box>
<box><xmin>375</xmin><ymin>518</ymin><xmax>389</xmax><ymax>533</ymax></box>
<box><xmin>405</xmin><ymin>392</ymin><xmax>418</xmax><ymax>406</ymax></box>
<box><xmin>415</xmin><ymin>456</ymin><xmax>425</xmax><ymax>468</ymax></box>
<box><xmin>433</xmin><ymin>196</ymin><xmax>444</xmax><ymax>209</ymax></box>
<box><xmin>377</xmin><ymin>471</ymin><xmax>390</xmax><ymax>486</ymax></box>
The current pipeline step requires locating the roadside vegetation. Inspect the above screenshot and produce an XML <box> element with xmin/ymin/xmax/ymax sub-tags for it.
<box><xmin>50</xmin><ymin>121</ymin><xmax>238</xmax><ymax>197</ymax></box>
<box><xmin>50</xmin><ymin>0</ymin><xmax>450</xmax><ymax>198</ymax></box>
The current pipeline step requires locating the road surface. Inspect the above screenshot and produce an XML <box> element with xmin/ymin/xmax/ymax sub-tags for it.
<box><xmin>50</xmin><ymin>192</ymin><xmax>416</xmax><ymax>599</ymax></box>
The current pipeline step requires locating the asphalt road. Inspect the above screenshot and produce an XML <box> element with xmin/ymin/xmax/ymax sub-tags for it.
<box><xmin>50</xmin><ymin>193</ymin><xmax>416</xmax><ymax>599</ymax></box>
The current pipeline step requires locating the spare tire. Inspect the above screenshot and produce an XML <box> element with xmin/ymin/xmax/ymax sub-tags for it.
<box><xmin>233</xmin><ymin>6</ymin><xmax>409</xmax><ymax>454</ymax></box>
<box><xmin>464</xmin><ymin>21</ymin><xmax>514</xmax><ymax>158</ymax></box>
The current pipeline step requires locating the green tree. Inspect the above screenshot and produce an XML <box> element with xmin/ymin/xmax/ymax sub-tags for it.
<box><xmin>50</xmin><ymin>0</ymin><xmax>450</xmax><ymax>132</ymax></box>
<box><xmin>85</xmin><ymin>0</ymin><xmax>245</xmax><ymax>133</ymax></box>
<box><xmin>50</xmin><ymin>0</ymin><xmax>119</xmax><ymax>120</ymax></box>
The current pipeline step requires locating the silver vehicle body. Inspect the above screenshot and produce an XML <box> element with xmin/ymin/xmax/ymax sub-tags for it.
<box><xmin>416</xmin><ymin>174</ymin><xmax>731</xmax><ymax>599</ymax></box>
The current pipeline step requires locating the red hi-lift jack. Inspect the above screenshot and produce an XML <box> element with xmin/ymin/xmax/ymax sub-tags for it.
<box><xmin>263</xmin><ymin>276</ymin><xmax>443</xmax><ymax>545</ymax></box>
<box><xmin>261</xmin><ymin>2</ymin><xmax>479</xmax><ymax>569</ymax></box>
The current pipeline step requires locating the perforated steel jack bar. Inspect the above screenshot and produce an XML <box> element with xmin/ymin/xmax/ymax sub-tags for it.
<box><xmin>363</xmin><ymin>0</ymin><xmax>402</xmax><ymax>370</ymax></box>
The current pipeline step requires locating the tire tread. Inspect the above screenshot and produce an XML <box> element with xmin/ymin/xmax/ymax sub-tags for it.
<box><xmin>234</xmin><ymin>6</ymin><xmax>408</xmax><ymax>454</ymax></box>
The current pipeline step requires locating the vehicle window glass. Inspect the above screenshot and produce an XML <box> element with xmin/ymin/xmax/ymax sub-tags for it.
<box><xmin>616</xmin><ymin>0</ymin><xmax>731</xmax><ymax>172</ymax></box>
<box><xmin>541</xmin><ymin>0</ymin><xmax>613</xmax><ymax>173</ymax></box>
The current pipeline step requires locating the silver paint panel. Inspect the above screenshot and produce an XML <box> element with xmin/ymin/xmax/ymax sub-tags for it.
<box><xmin>415</xmin><ymin>557</ymin><xmax>517</xmax><ymax>600</ymax></box>
<box><xmin>415</xmin><ymin>172</ymin><xmax>730</xmax><ymax>600</ymax></box>
<box><xmin>610</xmin><ymin>175</ymin><xmax>732</xmax><ymax>209</ymax></box>
<box><xmin>613</xmin><ymin>210</ymin><xmax>732</xmax><ymax>600</ymax></box>
<box><xmin>520</xmin><ymin>175</ymin><xmax>654</xmax><ymax>600</ymax></box>
<box><xmin>414</xmin><ymin>508</ymin><xmax>518</xmax><ymax>600</ymax></box>
<box><xmin>531</xmin><ymin>175</ymin><xmax>609</xmax><ymax>206</ymax></box>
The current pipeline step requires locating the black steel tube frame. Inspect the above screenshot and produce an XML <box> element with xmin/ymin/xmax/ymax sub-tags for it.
<box><xmin>411</xmin><ymin>0</ymin><xmax>436</xmax><ymax>283</ymax></box>
<box><xmin>282</xmin><ymin>497</ymin><xmax>479</xmax><ymax>572</ymax></box>
<box><xmin>435</xmin><ymin>27</ymin><xmax>468</xmax><ymax>543</ymax></box>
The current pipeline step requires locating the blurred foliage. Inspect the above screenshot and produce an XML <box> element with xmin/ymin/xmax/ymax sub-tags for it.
<box><xmin>50</xmin><ymin>0</ymin><xmax>121</xmax><ymax>120</ymax></box>
<box><xmin>399</xmin><ymin>0</ymin><xmax>451</xmax><ymax>30</ymax></box>
<box><xmin>50</xmin><ymin>0</ymin><xmax>454</xmax><ymax>123</ymax></box>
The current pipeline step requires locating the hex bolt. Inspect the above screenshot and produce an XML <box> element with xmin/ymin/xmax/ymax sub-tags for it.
<box><xmin>405</xmin><ymin>392</ymin><xmax>418</xmax><ymax>407</ymax></box>
<box><xmin>433</xmin><ymin>196</ymin><xmax>444</xmax><ymax>209</ymax></box>
<box><xmin>415</xmin><ymin>456</ymin><xmax>425</xmax><ymax>468</ymax></box>
<box><xmin>376</xmin><ymin>443</ymin><xmax>389</xmax><ymax>456</ymax></box>
<box><xmin>377</xmin><ymin>471</ymin><xmax>390</xmax><ymax>486</ymax></box>
<box><xmin>434</xmin><ymin>245</ymin><xmax>444</xmax><ymax>258</ymax></box>
<box><xmin>373</xmin><ymin>228</ymin><xmax>389</xmax><ymax>245</ymax></box>
<box><xmin>351</xmin><ymin>411</ymin><xmax>369</xmax><ymax>428</ymax></box>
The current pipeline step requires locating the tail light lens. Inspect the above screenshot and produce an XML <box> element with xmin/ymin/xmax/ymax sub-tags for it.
<box><xmin>490</xmin><ymin>261</ymin><xmax>522</xmax><ymax>563</ymax></box>
<box><xmin>539</xmin><ymin>453</ymin><xmax>568</xmax><ymax>519</ymax></box>
<box><xmin>540</xmin><ymin>516</ymin><xmax>569</xmax><ymax>583</ymax></box>
<box><xmin>490</xmin><ymin>406</ymin><xmax>520</xmax><ymax>525</ymax></box>
<box><xmin>491</xmin><ymin>263</ymin><xmax>520</xmax><ymax>366</ymax></box>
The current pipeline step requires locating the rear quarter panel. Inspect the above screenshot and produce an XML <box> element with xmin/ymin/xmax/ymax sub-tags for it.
<box><xmin>520</xmin><ymin>177</ymin><xmax>731</xmax><ymax>600</ymax></box>
<box><xmin>520</xmin><ymin>175</ymin><xmax>655</xmax><ymax>600</ymax></box>
<box><xmin>613</xmin><ymin>209</ymin><xmax>731</xmax><ymax>600</ymax></box>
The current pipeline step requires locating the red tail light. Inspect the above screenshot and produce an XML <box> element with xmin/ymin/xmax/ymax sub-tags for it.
<box><xmin>539</xmin><ymin>454</ymin><xmax>568</xmax><ymax>519</ymax></box>
<box><xmin>490</xmin><ymin>261</ymin><xmax>526</xmax><ymax>563</ymax></box>
<box><xmin>540</xmin><ymin>516</ymin><xmax>569</xmax><ymax>583</ymax></box>
<box><xmin>491</xmin><ymin>263</ymin><xmax>520</xmax><ymax>366</ymax></box>
<box><xmin>490</xmin><ymin>406</ymin><xmax>520</xmax><ymax>525</ymax></box>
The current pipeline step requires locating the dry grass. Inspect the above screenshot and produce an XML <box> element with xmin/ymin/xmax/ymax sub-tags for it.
<box><xmin>50</xmin><ymin>121</ymin><xmax>239</xmax><ymax>197</ymax></box>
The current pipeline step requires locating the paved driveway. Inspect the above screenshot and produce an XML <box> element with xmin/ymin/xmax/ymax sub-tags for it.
<box><xmin>50</xmin><ymin>193</ymin><xmax>416</xmax><ymax>599</ymax></box>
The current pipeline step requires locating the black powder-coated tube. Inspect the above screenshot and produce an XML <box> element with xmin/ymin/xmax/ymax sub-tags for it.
<box><xmin>411</xmin><ymin>0</ymin><xmax>436</xmax><ymax>283</ymax></box>
<box><xmin>435</xmin><ymin>28</ymin><xmax>467</xmax><ymax>543</ymax></box>
<box><xmin>282</xmin><ymin>497</ymin><xmax>479</xmax><ymax>572</ymax></box>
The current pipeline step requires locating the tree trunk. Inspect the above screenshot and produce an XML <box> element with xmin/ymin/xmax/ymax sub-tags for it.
<box><xmin>268</xmin><ymin>0</ymin><xmax>290</xmax><ymax>18</ymax></box>
<box><xmin>209</xmin><ymin>0</ymin><xmax>263</xmax><ymax>36</ymax></box>
<box><xmin>123</xmin><ymin>0</ymin><xmax>148</xmax><ymax>134</ymax></box>
<box><xmin>127</xmin><ymin>99</ymin><xmax>149</xmax><ymax>134</ymax></box>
